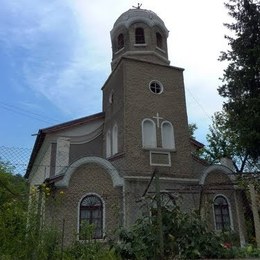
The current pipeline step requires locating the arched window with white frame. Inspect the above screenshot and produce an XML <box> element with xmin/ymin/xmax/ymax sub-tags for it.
<box><xmin>213</xmin><ymin>195</ymin><xmax>231</xmax><ymax>231</ymax></box>
<box><xmin>142</xmin><ymin>119</ymin><xmax>157</xmax><ymax>148</ymax></box>
<box><xmin>161</xmin><ymin>121</ymin><xmax>175</xmax><ymax>149</ymax></box>
<box><xmin>79</xmin><ymin>194</ymin><xmax>104</xmax><ymax>240</ymax></box>
<box><xmin>106</xmin><ymin>130</ymin><xmax>111</xmax><ymax>158</ymax></box>
<box><xmin>112</xmin><ymin>124</ymin><xmax>118</xmax><ymax>155</ymax></box>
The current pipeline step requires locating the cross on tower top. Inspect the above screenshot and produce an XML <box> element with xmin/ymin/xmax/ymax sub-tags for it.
<box><xmin>132</xmin><ymin>3</ymin><xmax>142</xmax><ymax>9</ymax></box>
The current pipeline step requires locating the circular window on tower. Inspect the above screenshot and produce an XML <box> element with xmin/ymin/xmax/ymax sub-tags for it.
<box><xmin>149</xmin><ymin>80</ymin><xmax>163</xmax><ymax>94</ymax></box>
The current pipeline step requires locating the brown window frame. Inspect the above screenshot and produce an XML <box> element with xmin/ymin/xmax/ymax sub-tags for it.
<box><xmin>214</xmin><ymin>196</ymin><xmax>231</xmax><ymax>231</ymax></box>
<box><xmin>79</xmin><ymin>195</ymin><xmax>103</xmax><ymax>239</ymax></box>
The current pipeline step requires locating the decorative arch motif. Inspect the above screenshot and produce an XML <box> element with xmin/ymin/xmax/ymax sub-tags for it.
<box><xmin>199</xmin><ymin>165</ymin><xmax>234</xmax><ymax>185</ymax></box>
<box><xmin>142</xmin><ymin>119</ymin><xmax>157</xmax><ymax>148</ymax></box>
<box><xmin>161</xmin><ymin>121</ymin><xmax>175</xmax><ymax>149</ymax></box>
<box><xmin>55</xmin><ymin>156</ymin><xmax>124</xmax><ymax>188</ymax></box>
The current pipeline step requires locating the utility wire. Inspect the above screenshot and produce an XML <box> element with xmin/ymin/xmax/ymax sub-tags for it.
<box><xmin>186</xmin><ymin>87</ymin><xmax>212</xmax><ymax>121</ymax></box>
<box><xmin>0</xmin><ymin>101</ymin><xmax>61</xmax><ymax>124</ymax></box>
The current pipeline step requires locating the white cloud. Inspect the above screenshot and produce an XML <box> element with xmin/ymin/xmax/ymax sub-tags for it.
<box><xmin>2</xmin><ymin>0</ymin><xmax>231</xmax><ymax>143</ymax></box>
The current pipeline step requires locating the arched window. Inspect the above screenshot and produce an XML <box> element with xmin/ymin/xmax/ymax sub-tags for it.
<box><xmin>142</xmin><ymin>119</ymin><xmax>157</xmax><ymax>148</ymax></box>
<box><xmin>135</xmin><ymin>27</ymin><xmax>145</xmax><ymax>44</ymax></box>
<box><xmin>112</xmin><ymin>124</ymin><xmax>118</xmax><ymax>155</ymax></box>
<box><xmin>117</xmin><ymin>33</ymin><xmax>124</xmax><ymax>50</ymax></box>
<box><xmin>161</xmin><ymin>121</ymin><xmax>175</xmax><ymax>149</ymax></box>
<box><xmin>79</xmin><ymin>194</ymin><xmax>103</xmax><ymax>239</ymax></box>
<box><xmin>214</xmin><ymin>195</ymin><xmax>231</xmax><ymax>231</ymax></box>
<box><xmin>106</xmin><ymin>130</ymin><xmax>111</xmax><ymax>158</ymax></box>
<box><xmin>156</xmin><ymin>32</ymin><xmax>163</xmax><ymax>48</ymax></box>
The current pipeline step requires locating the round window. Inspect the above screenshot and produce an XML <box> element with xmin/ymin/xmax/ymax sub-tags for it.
<box><xmin>149</xmin><ymin>80</ymin><xmax>163</xmax><ymax>94</ymax></box>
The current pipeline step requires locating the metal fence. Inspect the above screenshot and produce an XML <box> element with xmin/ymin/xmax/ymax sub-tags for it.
<box><xmin>0</xmin><ymin>145</ymin><xmax>259</xmax><ymax>249</ymax></box>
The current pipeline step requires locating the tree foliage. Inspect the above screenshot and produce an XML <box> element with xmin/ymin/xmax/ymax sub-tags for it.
<box><xmin>0</xmin><ymin>160</ymin><xmax>29</xmax><ymax>257</ymax></box>
<box><xmin>202</xmin><ymin>111</ymin><xmax>259</xmax><ymax>172</ymax></box>
<box><xmin>189</xmin><ymin>123</ymin><xmax>198</xmax><ymax>139</ymax></box>
<box><xmin>218</xmin><ymin>0</ymin><xmax>260</xmax><ymax>161</ymax></box>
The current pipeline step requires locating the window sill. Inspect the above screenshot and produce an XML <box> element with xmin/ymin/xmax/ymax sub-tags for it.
<box><xmin>115</xmin><ymin>47</ymin><xmax>125</xmax><ymax>55</ymax></box>
<box><xmin>142</xmin><ymin>147</ymin><xmax>176</xmax><ymax>152</ymax></box>
<box><xmin>134</xmin><ymin>43</ymin><xmax>147</xmax><ymax>47</ymax></box>
<box><xmin>156</xmin><ymin>46</ymin><xmax>166</xmax><ymax>53</ymax></box>
<box><xmin>107</xmin><ymin>152</ymin><xmax>125</xmax><ymax>161</ymax></box>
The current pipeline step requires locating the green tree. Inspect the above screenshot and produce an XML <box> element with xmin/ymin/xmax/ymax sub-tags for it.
<box><xmin>201</xmin><ymin>111</ymin><xmax>259</xmax><ymax>172</ymax></box>
<box><xmin>189</xmin><ymin>123</ymin><xmax>198</xmax><ymax>139</ymax></box>
<box><xmin>0</xmin><ymin>160</ymin><xmax>28</xmax><ymax>257</ymax></box>
<box><xmin>218</xmin><ymin>0</ymin><xmax>260</xmax><ymax>161</ymax></box>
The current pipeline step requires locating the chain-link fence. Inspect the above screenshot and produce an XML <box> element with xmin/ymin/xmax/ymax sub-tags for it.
<box><xmin>0</xmin><ymin>145</ymin><xmax>259</xmax><ymax>250</ymax></box>
<box><xmin>0</xmin><ymin>146</ymin><xmax>31</xmax><ymax>175</ymax></box>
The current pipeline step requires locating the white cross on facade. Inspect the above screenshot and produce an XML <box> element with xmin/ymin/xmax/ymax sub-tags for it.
<box><xmin>153</xmin><ymin>112</ymin><xmax>163</xmax><ymax>128</ymax></box>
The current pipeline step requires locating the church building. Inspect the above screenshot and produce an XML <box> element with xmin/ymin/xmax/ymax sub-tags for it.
<box><xmin>26</xmin><ymin>7</ymin><xmax>246</xmax><ymax>245</ymax></box>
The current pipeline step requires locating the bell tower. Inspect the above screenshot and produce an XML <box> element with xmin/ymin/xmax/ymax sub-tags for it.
<box><xmin>102</xmin><ymin>7</ymin><xmax>192</xmax><ymax>178</ymax></box>
<box><xmin>110</xmin><ymin>7</ymin><xmax>170</xmax><ymax>70</ymax></box>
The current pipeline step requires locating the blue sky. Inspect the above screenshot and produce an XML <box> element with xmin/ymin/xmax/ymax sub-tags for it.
<box><xmin>0</xmin><ymin>0</ymin><xmax>230</xmax><ymax>151</ymax></box>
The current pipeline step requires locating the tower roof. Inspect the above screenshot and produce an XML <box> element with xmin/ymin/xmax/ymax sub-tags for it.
<box><xmin>111</xmin><ymin>8</ymin><xmax>169</xmax><ymax>37</ymax></box>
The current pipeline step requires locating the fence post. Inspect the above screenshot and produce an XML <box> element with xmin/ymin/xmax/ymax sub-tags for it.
<box><xmin>249</xmin><ymin>183</ymin><xmax>260</xmax><ymax>248</ymax></box>
<box><xmin>60</xmin><ymin>218</ymin><xmax>65</xmax><ymax>260</ymax></box>
<box><xmin>155</xmin><ymin>168</ymin><xmax>164</xmax><ymax>258</ymax></box>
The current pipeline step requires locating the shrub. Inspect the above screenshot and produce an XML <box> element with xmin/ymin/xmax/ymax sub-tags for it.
<box><xmin>111</xmin><ymin>206</ymin><xmax>228</xmax><ymax>259</ymax></box>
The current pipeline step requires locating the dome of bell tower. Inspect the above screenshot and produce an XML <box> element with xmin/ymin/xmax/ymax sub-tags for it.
<box><xmin>110</xmin><ymin>7</ymin><xmax>170</xmax><ymax>70</ymax></box>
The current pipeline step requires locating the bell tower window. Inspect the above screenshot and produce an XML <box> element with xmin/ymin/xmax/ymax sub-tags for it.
<box><xmin>142</xmin><ymin>119</ymin><xmax>157</xmax><ymax>148</ymax></box>
<box><xmin>135</xmin><ymin>27</ymin><xmax>145</xmax><ymax>44</ymax></box>
<box><xmin>161</xmin><ymin>121</ymin><xmax>175</xmax><ymax>149</ymax></box>
<box><xmin>156</xmin><ymin>32</ymin><xmax>163</xmax><ymax>48</ymax></box>
<box><xmin>117</xmin><ymin>33</ymin><xmax>124</xmax><ymax>50</ymax></box>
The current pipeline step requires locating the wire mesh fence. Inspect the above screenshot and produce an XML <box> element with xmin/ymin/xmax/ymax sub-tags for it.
<box><xmin>0</xmin><ymin>145</ymin><xmax>259</xmax><ymax>251</ymax></box>
<box><xmin>0</xmin><ymin>146</ymin><xmax>31</xmax><ymax>175</ymax></box>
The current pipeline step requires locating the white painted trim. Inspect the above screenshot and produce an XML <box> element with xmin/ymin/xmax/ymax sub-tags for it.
<box><xmin>114</xmin><ymin>47</ymin><xmax>125</xmax><ymax>55</ymax></box>
<box><xmin>212</xmin><ymin>194</ymin><xmax>234</xmax><ymax>231</ymax></box>
<box><xmin>199</xmin><ymin>164</ymin><xmax>234</xmax><ymax>185</ymax></box>
<box><xmin>55</xmin><ymin>157</ymin><xmax>124</xmax><ymax>188</ymax></box>
<box><xmin>234</xmin><ymin>191</ymin><xmax>246</xmax><ymax>246</ymax></box>
<box><xmin>110</xmin><ymin>16</ymin><xmax>169</xmax><ymax>37</ymax></box>
<box><xmin>106</xmin><ymin>130</ymin><xmax>112</xmax><ymax>158</ymax></box>
<box><xmin>141</xmin><ymin>118</ymin><xmax>157</xmax><ymax>148</ymax></box>
<box><xmin>63</xmin><ymin>125</ymin><xmax>103</xmax><ymax>145</ymax></box>
<box><xmin>112</xmin><ymin>123</ymin><xmax>118</xmax><ymax>155</ymax></box>
<box><xmin>156</xmin><ymin>46</ymin><xmax>166</xmax><ymax>53</ymax></box>
<box><xmin>134</xmin><ymin>43</ymin><xmax>147</xmax><ymax>47</ymax></box>
<box><xmin>150</xmin><ymin>151</ymin><xmax>171</xmax><ymax>167</ymax></box>
<box><xmin>124</xmin><ymin>176</ymin><xmax>199</xmax><ymax>183</ymax></box>
<box><xmin>161</xmin><ymin>120</ymin><xmax>175</xmax><ymax>150</ymax></box>
<box><xmin>149</xmin><ymin>80</ymin><xmax>164</xmax><ymax>95</ymax></box>
<box><xmin>77</xmin><ymin>192</ymin><xmax>105</xmax><ymax>240</ymax></box>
